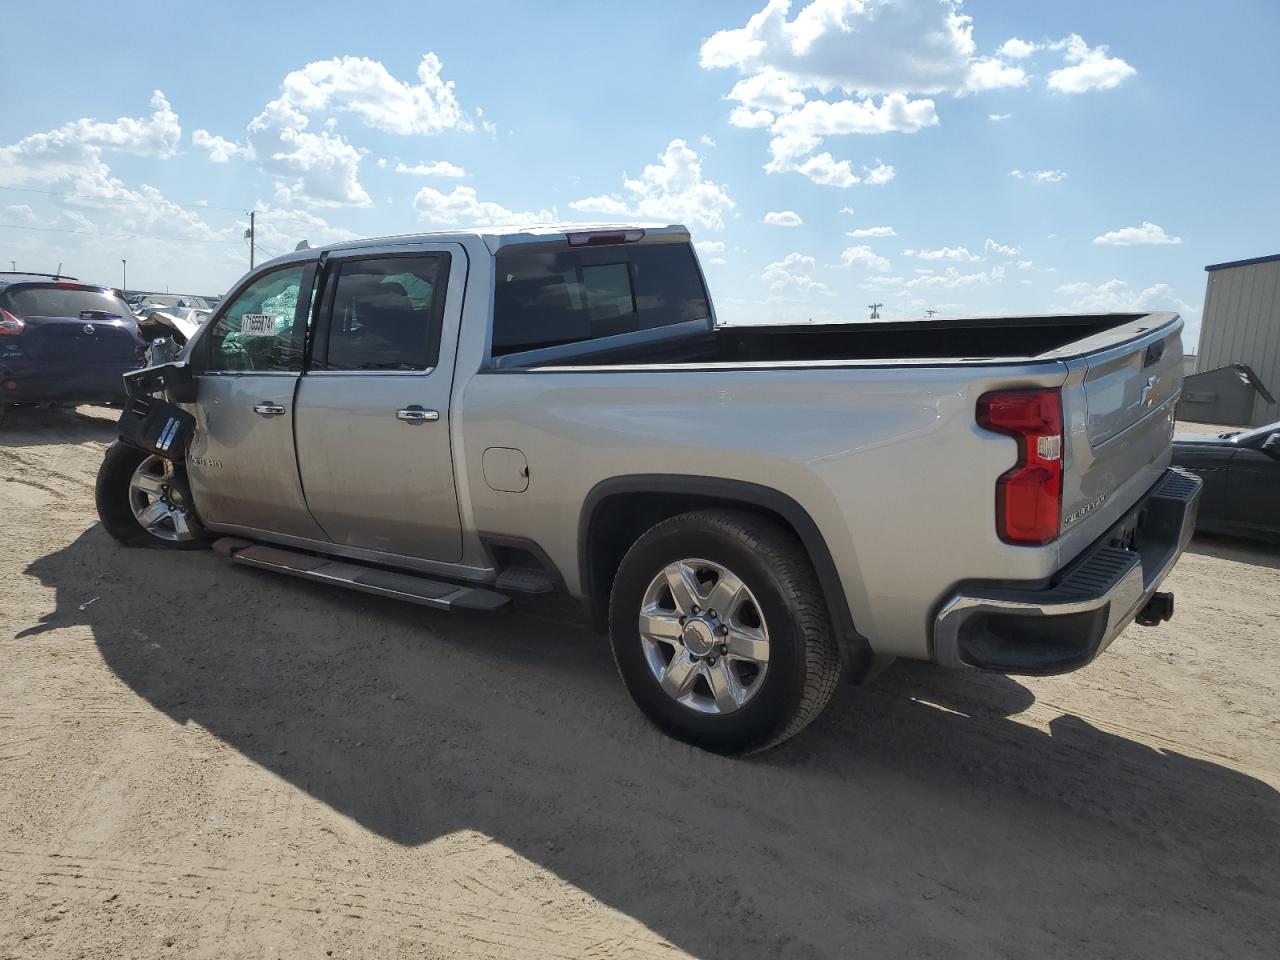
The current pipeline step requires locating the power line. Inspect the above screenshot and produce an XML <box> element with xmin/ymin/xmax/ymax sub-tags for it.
<box><xmin>0</xmin><ymin>221</ymin><xmax>246</xmax><ymax>246</ymax></box>
<box><xmin>0</xmin><ymin>184</ymin><xmax>246</xmax><ymax>214</ymax></box>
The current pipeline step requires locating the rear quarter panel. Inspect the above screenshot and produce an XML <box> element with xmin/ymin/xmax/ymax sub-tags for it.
<box><xmin>457</xmin><ymin>362</ymin><xmax>1071</xmax><ymax>660</ymax></box>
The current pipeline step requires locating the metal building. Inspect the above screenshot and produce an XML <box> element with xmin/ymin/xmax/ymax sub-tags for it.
<box><xmin>1195</xmin><ymin>253</ymin><xmax>1280</xmax><ymax>426</ymax></box>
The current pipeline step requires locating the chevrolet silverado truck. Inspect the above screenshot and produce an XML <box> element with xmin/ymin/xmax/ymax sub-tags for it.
<box><xmin>94</xmin><ymin>223</ymin><xmax>1201</xmax><ymax>753</ymax></box>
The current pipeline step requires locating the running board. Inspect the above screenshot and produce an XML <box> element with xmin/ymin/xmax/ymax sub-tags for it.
<box><xmin>212</xmin><ymin>538</ymin><xmax>510</xmax><ymax>612</ymax></box>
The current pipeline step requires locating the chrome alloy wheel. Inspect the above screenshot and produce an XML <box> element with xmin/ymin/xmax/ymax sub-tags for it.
<box><xmin>127</xmin><ymin>455</ymin><xmax>198</xmax><ymax>542</ymax></box>
<box><xmin>638</xmin><ymin>558</ymin><xmax>770</xmax><ymax>715</ymax></box>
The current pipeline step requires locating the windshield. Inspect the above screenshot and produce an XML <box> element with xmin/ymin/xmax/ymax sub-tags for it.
<box><xmin>3</xmin><ymin>285</ymin><xmax>130</xmax><ymax>318</ymax></box>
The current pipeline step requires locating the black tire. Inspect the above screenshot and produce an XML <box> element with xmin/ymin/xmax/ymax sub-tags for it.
<box><xmin>95</xmin><ymin>440</ymin><xmax>209</xmax><ymax>550</ymax></box>
<box><xmin>608</xmin><ymin>509</ymin><xmax>841</xmax><ymax>754</ymax></box>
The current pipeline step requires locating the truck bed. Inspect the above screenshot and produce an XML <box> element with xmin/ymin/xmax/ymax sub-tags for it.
<box><xmin>510</xmin><ymin>312</ymin><xmax>1167</xmax><ymax>370</ymax></box>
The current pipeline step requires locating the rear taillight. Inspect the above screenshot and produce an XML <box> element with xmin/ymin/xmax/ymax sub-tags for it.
<box><xmin>977</xmin><ymin>389</ymin><xmax>1063</xmax><ymax>545</ymax></box>
<box><xmin>566</xmin><ymin>229</ymin><xmax>646</xmax><ymax>246</ymax></box>
<box><xmin>0</xmin><ymin>308</ymin><xmax>25</xmax><ymax>336</ymax></box>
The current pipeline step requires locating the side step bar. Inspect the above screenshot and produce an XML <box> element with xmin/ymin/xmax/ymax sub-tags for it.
<box><xmin>213</xmin><ymin>538</ymin><xmax>510</xmax><ymax>612</ymax></box>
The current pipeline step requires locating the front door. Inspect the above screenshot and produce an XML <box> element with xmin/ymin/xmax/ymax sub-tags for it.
<box><xmin>293</xmin><ymin>245</ymin><xmax>465</xmax><ymax>562</ymax></box>
<box><xmin>186</xmin><ymin>259</ymin><xmax>329</xmax><ymax>540</ymax></box>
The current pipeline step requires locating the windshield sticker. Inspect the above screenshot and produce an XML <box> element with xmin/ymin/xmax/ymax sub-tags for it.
<box><xmin>240</xmin><ymin>314</ymin><xmax>278</xmax><ymax>337</ymax></box>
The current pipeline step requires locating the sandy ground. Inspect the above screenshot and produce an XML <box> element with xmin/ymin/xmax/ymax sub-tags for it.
<box><xmin>1</xmin><ymin>405</ymin><xmax>1277</xmax><ymax>959</ymax></box>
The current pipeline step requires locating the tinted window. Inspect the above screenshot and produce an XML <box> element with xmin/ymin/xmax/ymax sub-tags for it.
<box><xmin>319</xmin><ymin>256</ymin><xmax>446</xmax><ymax>371</ymax></box>
<box><xmin>206</xmin><ymin>265</ymin><xmax>309</xmax><ymax>372</ymax></box>
<box><xmin>5</xmin><ymin>286</ymin><xmax>130</xmax><ymax>319</ymax></box>
<box><xmin>492</xmin><ymin>242</ymin><xmax>709</xmax><ymax>356</ymax></box>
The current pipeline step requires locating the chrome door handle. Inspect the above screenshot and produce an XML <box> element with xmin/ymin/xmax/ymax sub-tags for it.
<box><xmin>396</xmin><ymin>406</ymin><xmax>440</xmax><ymax>423</ymax></box>
<box><xmin>252</xmin><ymin>402</ymin><xmax>286</xmax><ymax>417</ymax></box>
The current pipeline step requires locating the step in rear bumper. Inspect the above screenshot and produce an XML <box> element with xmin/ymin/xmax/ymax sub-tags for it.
<box><xmin>933</xmin><ymin>468</ymin><xmax>1202</xmax><ymax>675</ymax></box>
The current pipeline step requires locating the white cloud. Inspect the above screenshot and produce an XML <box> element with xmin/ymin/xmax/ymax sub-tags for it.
<box><xmin>839</xmin><ymin>206</ymin><xmax>856</xmax><ymax>214</ymax></box>
<box><xmin>984</xmin><ymin>238</ymin><xmax>1020</xmax><ymax>257</ymax></box>
<box><xmin>700</xmin><ymin>134</ymin><xmax>717</xmax><ymax>147</ymax></box>
<box><xmin>239</xmin><ymin>53</ymin><xmax>478</xmax><ymax>208</ymax></box>
<box><xmin>913</xmin><ymin>245</ymin><xmax>980</xmax><ymax>262</ymax></box>
<box><xmin>569</xmin><ymin>139</ymin><xmax>735</xmax><ymax>230</ymax></box>
<box><xmin>413</xmin><ymin>185</ymin><xmax>555</xmax><ymax>226</ymax></box>
<box><xmin>999</xmin><ymin>38</ymin><xmax>1041</xmax><ymax>59</ymax></box>
<box><xmin>1093</xmin><ymin>222</ymin><xmax>1183</xmax><ymax>246</ymax></box>
<box><xmin>1046</xmin><ymin>35</ymin><xmax>1136</xmax><ymax>94</ymax></box>
<box><xmin>696</xmin><ymin>240</ymin><xmax>726</xmax><ymax>254</ymax></box>
<box><xmin>963</xmin><ymin>58</ymin><xmax>1027</xmax><ymax>93</ymax></box>
<box><xmin>729</xmin><ymin>106</ymin><xmax>776</xmax><ymax>129</ymax></box>
<box><xmin>862</xmin><ymin>160</ymin><xmax>895</xmax><ymax>185</ymax></box>
<box><xmin>3</xmin><ymin>204</ymin><xmax>36</xmax><ymax>225</ymax></box>
<box><xmin>988</xmin><ymin>112</ymin><xmax>1012</xmax><ymax>122</ymax></box>
<box><xmin>278</xmin><ymin>53</ymin><xmax>470</xmax><ymax>135</ymax></box>
<box><xmin>764</xmin><ymin>210</ymin><xmax>803</xmax><ymax>226</ymax></box>
<box><xmin>1016</xmin><ymin>259</ymin><xmax>1034</xmax><ymax>270</ymax></box>
<box><xmin>1055</xmin><ymin>279</ymin><xmax>1196</xmax><ymax>316</ymax></box>
<box><xmin>846</xmin><ymin>225</ymin><xmax>896</xmax><ymax>238</ymax></box>
<box><xmin>839</xmin><ymin>245</ymin><xmax>891</xmax><ymax>272</ymax></box>
<box><xmin>907</xmin><ymin>266</ymin><xmax>995</xmax><ymax>290</ymax></box>
<box><xmin>727</xmin><ymin>68</ymin><xmax>807</xmax><ymax>113</ymax></box>
<box><xmin>192</xmin><ymin>129</ymin><xmax>242</xmax><ymax>163</ymax></box>
<box><xmin>394</xmin><ymin>160</ymin><xmax>466</xmax><ymax>178</ymax></box>
<box><xmin>763</xmin><ymin>251</ymin><xmax>830</xmax><ymax>294</ymax></box>
<box><xmin>1010</xmin><ymin>168</ymin><xmax>1066</xmax><ymax>183</ymax></box>
<box><xmin>247</xmin><ymin>204</ymin><xmax>361</xmax><ymax>255</ymax></box>
<box><xmin>702</xmin><ymin>0</ymin><xmax>987</xmax><ymax>96</ymax></box>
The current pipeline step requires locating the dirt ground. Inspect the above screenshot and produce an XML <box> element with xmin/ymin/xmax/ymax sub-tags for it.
<box><xmin>1</xmin><ymin>405</ymin><xmax>1277</xmax><ymax>959</ymax></box>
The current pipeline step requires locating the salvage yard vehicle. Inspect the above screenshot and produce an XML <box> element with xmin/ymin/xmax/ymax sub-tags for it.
<box><xmin>1173</xmin><ymin>419</ymin><xmax>1280</xmax><ymax>542</ymax></box>
<box><xmin>1</xmin><ymin>272</ymin><xmax>145</xmax><ymax>422</ymax></box>
<box><xmin>94</xmin><ymin>223</ymin><xmax>1201</xmax><ymax>753</ymax></box>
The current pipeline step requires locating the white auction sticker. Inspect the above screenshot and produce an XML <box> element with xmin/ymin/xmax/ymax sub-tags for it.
<box><xmin>240</xmin><ymin>314</ymin><xmax>278</xmax><ymax>336</ymax></box>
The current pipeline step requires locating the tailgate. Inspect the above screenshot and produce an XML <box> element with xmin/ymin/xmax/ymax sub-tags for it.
<box><xmin>1057</xmin><ymin>317</ymin><xmax>1184</xmax><ymax>564</ymax></box>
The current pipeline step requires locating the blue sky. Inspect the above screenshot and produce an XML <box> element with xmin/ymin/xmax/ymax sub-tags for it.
<box><xmin>2</xmin><ymin>0</ymin><xmax>1278</xmax><ymax>346</ymax></box>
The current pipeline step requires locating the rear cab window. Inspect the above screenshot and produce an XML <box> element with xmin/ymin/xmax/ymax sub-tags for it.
<box><xmin>491</xmin><ymin>240</ymin><xmax>709</xmax><ymax>357</ymax></box>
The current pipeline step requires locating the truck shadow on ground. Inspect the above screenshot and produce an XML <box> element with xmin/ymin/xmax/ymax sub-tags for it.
<box><xmin>22</xmin><ymin>526</ymin><xmax>1280</xmax><ymax>958</ymax></box>
<box><xmin>0</xmin><ymin>404</ymin><xmax>120</xmax><ymax>448</ymax></box>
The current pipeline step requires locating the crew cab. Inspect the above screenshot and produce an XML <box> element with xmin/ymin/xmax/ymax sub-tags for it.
<box><xmin>95</xmin><ymin>224</ymin><xmax>1201</xmax><ymax>753</ymax></box>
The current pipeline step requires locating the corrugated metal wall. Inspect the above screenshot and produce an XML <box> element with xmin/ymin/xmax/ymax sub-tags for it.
<box><xmin>1196</xmin><ymin>259</ymin><xmax>1280</xmax><ymax>426</ymax></box>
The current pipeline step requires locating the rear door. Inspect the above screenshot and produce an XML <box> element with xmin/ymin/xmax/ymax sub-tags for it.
<box><xmin>185</xmin><ymin>259</ymin><xmax>329</xmax><ymax>539</ymax></box>
<box><xmin>1226</xmin><ymin>433</ymin><xmax>1280</xmax><ymax>535</ymax></box>
<box><xmin>293</xmin><ymin>245</ymin><xmax>465</xmax><ymax>562</ymax></box>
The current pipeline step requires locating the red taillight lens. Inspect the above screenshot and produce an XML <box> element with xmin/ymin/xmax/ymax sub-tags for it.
<box><xmin>0</xmin><ymin>308</ymin><xmax>25</xmax><ymax>336</ymax></box>
<box><xmin>977</xmin><ymin>389</ymin><xmax>1063</xmax><ymax>545</ymax></box>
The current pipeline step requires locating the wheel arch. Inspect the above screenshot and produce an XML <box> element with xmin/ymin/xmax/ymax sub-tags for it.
<box><xmin>578</xmin><ymin>475</ymin><xmax>869</xmax><ymax>672</ymax></box>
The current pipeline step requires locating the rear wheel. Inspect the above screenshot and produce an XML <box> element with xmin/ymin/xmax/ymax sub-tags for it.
<box><xmin>609</xmin><ymin>509</ymin><xmax>841</xmax><ymax>754</ymax></box>
<box><xmin>96</xmin><ymin>441</ymin><xmax>209</xmax><ymax>549</ymax></box>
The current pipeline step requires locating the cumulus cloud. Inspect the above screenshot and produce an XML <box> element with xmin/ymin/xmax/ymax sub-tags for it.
<box><xmin>764</xmin><ymin>210</ymin><xmax>803</xmax><ymax>226</ymax></box>
<box><xmin>2</xmin><ymin>204</ymin><xmax>37</xmax><ymax>225</ymax></box>
<box><xmin>763</xmin><ymin>251</ymin><xmax>831</xmax><ymax>294</ymax></box>
<box><xmin>394</xmin><ymin>160</ymin><xmax>466</xmax><ymax>177</ymax></box>
<box><xmin>984</xmin><ymin>238</ymin><xmax>1020</xmax><ymax>257</ymax></box>
<box><xmin>1010</xmin><ymin>168</ymin><xmax>1066</xmax><ymax>183</ymax></box>
<box><xmin>569</xmin><ymin>139</ymin><xmax>735</xmax><ymax>230</ymax></box>
<box><xmin>232</xmin><ymin>53</ymin><xmax>478</xmax><ymax>208</ymax></box>
<box><xmin>1047</xmin><ymin>35</ymin><xmax>1136</xmax><ymax>94</ymax></box>
<box><xmin>846</xmin><ymin>225</ymin><xmax>895</xmax><ymax>238</ymax></box>
<box><xmin>413</xmin><ymin>185</ymin><xmax>555</xmax><ymax>226</ymax></box>
<box><xmin>696</xmin><ymin>240</ymin><xmax>726</xmax><ymax>254</ymax></box>
<box><xmin>910</xmin><ymin>245</ymin><xmax>980</xmax><ymax>262</ymax></box>
<box><xmin>988</xmin><ymin>112</ymin><xmax>1012</xmax><ymax>122</ymax></box>
<box><xmin>1093</xmin><ymin>222</ymin><xmax>1183</xmax><ymax>246</ymax></box>
<box><xmin>999</xmin><ymin>38</ymin><xmax>1041</xmax><ymax>59</ymax></box>
<box><xmin>838</xmin><ymin>245</ymin><xmax>891</xmax><ymax>272</ymax></box>
<box><xmin>1055</xmin><ymin>279</ymin><xmax>1196</xmax><ymax>316</ymax></box>
<box><xmin>192</xmin><ymin>129</ymin><xmax>242</xmax><ymax>162</ymax></box>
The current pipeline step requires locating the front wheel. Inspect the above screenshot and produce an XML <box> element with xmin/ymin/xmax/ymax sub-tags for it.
<box><xmin>95</xmin><ymin>441</ymin><xmax>209</xmax><ymax>549</ymax></box>
<box><xmin>608</xmin><ymin>509</ymin><xmax>841</xmax><ymax>754</ymax></box>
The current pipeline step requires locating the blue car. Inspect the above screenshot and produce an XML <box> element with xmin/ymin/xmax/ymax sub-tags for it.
<box><xmin>0</xmin><ymin>273</ymin><xmax>146</xmax><ymax>419</ymax></box>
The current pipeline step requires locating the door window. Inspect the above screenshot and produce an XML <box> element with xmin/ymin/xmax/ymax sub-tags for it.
<box><xmin>317</xmin><ymin>255</ymin><xmax>447</xmax><ymax>371</ymax></box>
<box><xmin>205</xmin><ymin>264</ymin><xmax>311</xmax><ymax>372</ymax></box>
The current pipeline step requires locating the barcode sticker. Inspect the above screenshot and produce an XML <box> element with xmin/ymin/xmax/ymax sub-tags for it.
<box><xmin>241</xmin><ymin>314</ymin><xmax>278</xmax><ymax>336</ymax></box>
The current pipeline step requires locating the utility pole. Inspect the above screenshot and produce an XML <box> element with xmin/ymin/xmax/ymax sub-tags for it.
<box><xmin>8</xmin><ymin>260</ymin><xmax>14</xmax><ymax>272</ymax></box>
<box><xmin>121</xmin><ymin>259</ymin><xmax>127</xmax><ymax>294</ymax></box>
<box><xmin>925</xmin><ymin>309</ymin><xmax>937</xmax><ymax>318</ymax></box>
<box><xmin>867</xmin><ymin>302</ymin><xmax>882</xmax><ymax>320</ymax></box>
<box><xmin>244</xmin><ymin>210</ymin><xmax>256</xmax><ymax>269</ymax></box>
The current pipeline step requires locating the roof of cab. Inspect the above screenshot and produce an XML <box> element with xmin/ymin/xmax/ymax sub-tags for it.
<box><xmin>306</xmin><ymin>222</ymin><xmax>690</xmax><ymax>259</ymax></box>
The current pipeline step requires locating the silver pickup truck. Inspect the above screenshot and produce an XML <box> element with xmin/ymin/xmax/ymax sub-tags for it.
<box><xmin>95</xmin><ymin>223</ymin><xmax>1201</xmax><ymax>753</ymax></box>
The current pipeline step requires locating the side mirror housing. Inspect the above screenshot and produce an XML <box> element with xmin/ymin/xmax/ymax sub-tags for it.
<box><xmin>1262</xmin><ymin>432</ymin><xmax>1280</xmax><ymax>459</ymax></box>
